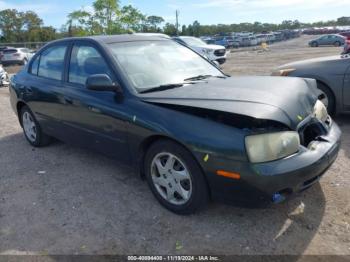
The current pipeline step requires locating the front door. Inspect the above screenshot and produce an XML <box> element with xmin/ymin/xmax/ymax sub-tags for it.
<box><xmin>60</xmin><ymin>42</ymin><xmax>131</xmax><ymax>163</ymax></box>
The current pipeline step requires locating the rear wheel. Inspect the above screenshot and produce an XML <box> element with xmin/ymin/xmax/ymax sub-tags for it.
<box><xmin>144</xmin><ymin>140</ymin><xmax>209</xmax><ymax>214</ymax></box>
<box><xmin>317</xmin><ymin>82</ymin><xmax>335</xmax><ymax>115</ymax></box>
<box><xmin>20</xmin><ymin>105</ymin><xmax>51</xmax><ymax>147</ymax></box>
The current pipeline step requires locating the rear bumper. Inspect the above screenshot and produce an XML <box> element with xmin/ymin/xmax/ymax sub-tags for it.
<box><xmin>204</xmin><ymin>121</ymin><xmax>341</xmax><ymax>205</ymax></box>
<box><xmin>1</xmin><ymin>60</ymin><xmax>23</xmax><ymax>65</ymax></box>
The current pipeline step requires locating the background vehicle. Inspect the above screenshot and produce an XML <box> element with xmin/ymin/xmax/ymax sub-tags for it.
<box><xmin>0</xmin><ymin>64</ymin><xmax>9</xmax><ymax>86</ymax></box>
<box><xmin>273</xmin><ymin>55</ymin><xmax>350</xmax><ymax>114</ymax></box>
<box><xmin>0</xmin><ymin>46</ymin><xmax>11</xmax><ymax>61</ymax></box>
<box><xmin>339</xmin><ymin>31</ymin><xmax>350</xmax><ymax>40</ymax></box>
<box><xmin>343</xmin><ymin>39</ymin><xmax>350</xmax><ymax>54</ymax></box>
<box><xmin>173</xmin><ymin>36</ymin><xmax>227</xmax><ymax>64</ymax></box>
<box><xmin>308</xmin><ymin>34</ymin><xmax>346</xmax><ymax>47</ymax></box>
<box><xmin>1</xmin><ymin>47</ymin><xmax>34</xmax><ymax>65</ymax></box>
<box><xmin>214</xmin><ymin>36</ymin><xmax>237</xmax><ymax>48</ymax></box>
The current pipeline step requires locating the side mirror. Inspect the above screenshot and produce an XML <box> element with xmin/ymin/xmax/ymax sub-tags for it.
<box><xmin>86</xmin><ymin>74</ymin><xmax>122</xmax><ymax>93</ymax></box>
<box><xmin>212</xmin><ymin>60</ymin><xmax>220</xmax><ymax>68</ymax></box>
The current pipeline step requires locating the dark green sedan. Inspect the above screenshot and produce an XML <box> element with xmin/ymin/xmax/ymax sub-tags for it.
<box><xmin>9</xmin><ymin>34</ymin><xmax>341</xmax><ymax>214</ymax></box>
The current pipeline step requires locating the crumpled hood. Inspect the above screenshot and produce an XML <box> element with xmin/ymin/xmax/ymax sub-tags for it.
<box><xmin>139</xmin><ymin>76</ymin><xmax>319</xmax><ymax>130</ymax></box>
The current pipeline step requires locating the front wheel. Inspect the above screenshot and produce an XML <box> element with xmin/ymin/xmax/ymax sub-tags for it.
<box><xmin>334</xmin><ymin>41</ymin><xmax>341</xmax><ymax>47</ymax></box>
<box><xmin>20</xmin><ymin>105</ymin><xmax>51</xmax><ymax>147</ymax></box>
<box><xmin>311</xmin><ymin>42</ymin><xmax>318</xmax><ymax>47</ymax></box>
<box><xmin>144</xmin><ymin>140</ymin><xmax>209</xmax><ymax>214</ymax></box>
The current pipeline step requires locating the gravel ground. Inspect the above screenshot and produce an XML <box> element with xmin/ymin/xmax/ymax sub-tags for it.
<box><xmin>0</xmin><ymin>35</ymin><xmax>349</xmax><ymax>257</ymax></box>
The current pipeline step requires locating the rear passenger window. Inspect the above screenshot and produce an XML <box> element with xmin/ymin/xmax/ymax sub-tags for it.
<box><xmin>38</xmin><ymin>45</ymin><xmax>67</xmax><ymax>81</ymax></box>
<box><xmin>30</xmin><ymin>55</ymin><xmax>40</xmax><ymax>75</ymax></box>
<box><xmin>69</xmin><ymin>45</ymin><xmax>112</xmax><ymax>85</ymax></box>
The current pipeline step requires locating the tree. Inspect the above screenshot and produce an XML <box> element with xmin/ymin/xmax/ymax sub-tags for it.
<box><xmin>93</xmin><ymin>0</ymin><xmax>120</xmax><ymax>34</ymax></box>
<box><xmin>120</xmin><ymin>5</ymin><xmax>145</xmax><ymax>32</ymax></box>
<box><xmin>0</xmin><ymin>9</ymin><xmax>24</xmax><ymax>42</ymax></box>
<box><xmin>163</xmin><ymin>23</ymin><xmax>177</xmax><ymax>36</ymax></box>
<box><xmin>146</xmin><ymin>16</ymin><xmax>164</xmax><ymax>32</ymax></box>
<box><xmin>337</xmin><ymin>17</ymin><xmax>350</xmax><ymax>26</ymax></box>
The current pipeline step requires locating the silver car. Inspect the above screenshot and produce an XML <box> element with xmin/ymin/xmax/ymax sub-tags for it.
<box><xmin>272</xmin><ymin>55</ymin><xmax>350</xmax><ymax>114</ymax></box>
<box><xmin>1</xmin><ymin>47</ymin><xmax>34</xmax><ymax>66</ymax></box>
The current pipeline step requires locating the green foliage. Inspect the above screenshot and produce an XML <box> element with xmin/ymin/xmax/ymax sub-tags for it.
<box><xmin>0</xmin><ymin>1</ymin><xmax>349</xmax><ymax>44</ymax></box>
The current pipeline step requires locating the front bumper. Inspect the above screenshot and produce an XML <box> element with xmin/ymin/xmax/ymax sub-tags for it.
<box><xmin>203</xmin><ymin>121</ymin><xmax>341</xmax><ymax>205</ymax></box>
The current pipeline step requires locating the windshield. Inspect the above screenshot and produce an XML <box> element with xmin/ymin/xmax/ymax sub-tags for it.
<box><xmin>108</xmin><ymin>40</ymin><xmax>224</xmax><ymax>92</ymax></box>
<box><xmin>181</xmin><ymin>37</ymin><xmax>207</xmax><ymax>46</ymax></box>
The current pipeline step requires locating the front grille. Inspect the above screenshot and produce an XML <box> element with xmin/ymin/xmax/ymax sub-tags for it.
<box><xmin>298</xmin><ymin>118</ymin><xmax>328</xmax><ymax>147</ymax></box>
<box><xmin>214</xmin><ymin>49</ymin><xmax>226</xmax><ymax>56</ymax></box>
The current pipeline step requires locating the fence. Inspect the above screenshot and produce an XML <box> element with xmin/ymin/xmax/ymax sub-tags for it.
<box><xmin>0</xmin><ymin>42</ymin><xmax>47</xmax><ymax>50</ymax></box>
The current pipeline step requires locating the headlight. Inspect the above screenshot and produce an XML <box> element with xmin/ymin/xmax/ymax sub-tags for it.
<box><xmin>202</xmin><ymin>48</ymin><xmax>211</xmax><ymax>54</ymax></box>
<box><xmin>271</xmin><ymin>68</ymin><xmax>295</xmax><ymax>76</ymax></box>
<box><xmin>245</xmin><ymin>131</ymin><xmax>300</xmax><ymax>163</ymax></box>
<box><xmin>313</xmin><ymin>100</ymin><xmax>328</xmax><ymax>122</ymax></box>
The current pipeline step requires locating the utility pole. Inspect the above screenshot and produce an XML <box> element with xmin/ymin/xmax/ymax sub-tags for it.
<box><xmin>175</xmin><ymin>10</ymin><xmax>179</xmax><ymax>36</ymax></box>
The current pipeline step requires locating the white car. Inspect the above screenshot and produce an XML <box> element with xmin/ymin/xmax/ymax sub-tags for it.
<box><xmin>1</xmin><ymin>47</ymin><xmax>34</xmax><ymax>66</ymax></box>
<box><xmin>0</xmin><ymin>64</ymin><xmax>9</xmax><ymax>86</ymax></box>
<box><xmin>173</xmin><ymin>36</ymin><xmax>227</xmax><ymax>65</ymax></box>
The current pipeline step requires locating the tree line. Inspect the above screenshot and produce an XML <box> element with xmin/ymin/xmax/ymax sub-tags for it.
<box><xmin>0</xmin><ymin>0</ymin><xmax>349</xmax><ymax>43</ymax></box>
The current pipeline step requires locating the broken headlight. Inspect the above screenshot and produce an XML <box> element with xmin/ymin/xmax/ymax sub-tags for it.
<box><xmin>313</xmin><ymin>100</ymin><xmax>328</xmax><ymax>122</ymax></box>
<box><xmin>245</xmin><ymin>131</ymin><xmax>300</xmax><ymax>163</ymax></box>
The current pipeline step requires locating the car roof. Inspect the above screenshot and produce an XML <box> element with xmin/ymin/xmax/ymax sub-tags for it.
<box><xmin>48</xmin><ymin>34</ymin><xmax>171</xmax><ymax>45</ymax></box>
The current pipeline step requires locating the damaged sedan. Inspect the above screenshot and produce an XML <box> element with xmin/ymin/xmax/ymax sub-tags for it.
<box><xmin>9</xmin><ymin>35</ymin><xmax>341</xmax><ymax>214</ymax></box>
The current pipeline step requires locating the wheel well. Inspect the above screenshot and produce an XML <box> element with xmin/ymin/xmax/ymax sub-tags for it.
<box><xmin>138</xmin><ymin>135</ymin><xmax>181</xmax><ymax>178</ymax></box>
<box><xmin>316</xmin><ymin>80</ymin><xmax>336</xmax><ymax>111</ymax></box>
<box><xmin>16</xmin><ymin>101</ymin><xmax>26</xmax><ymax>126</ymax></box>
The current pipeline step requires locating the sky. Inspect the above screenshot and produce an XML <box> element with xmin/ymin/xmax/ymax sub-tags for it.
<box><xmin>0</xmin><ymin>0</ymin><xmax>349</xmax><ymax>29</ymax></box>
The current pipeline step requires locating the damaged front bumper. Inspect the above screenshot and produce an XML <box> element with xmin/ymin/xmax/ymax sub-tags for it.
<box><xmin>201</xmin><ymin>120</ymin><xmax>341</xmax><ymax>205</ymax></box>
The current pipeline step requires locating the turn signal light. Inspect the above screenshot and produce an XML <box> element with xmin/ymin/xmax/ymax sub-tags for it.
<box><xmin>216</xmin><ymin>170</ymin><xmax>241</xmax><ymax>180</ymax></box>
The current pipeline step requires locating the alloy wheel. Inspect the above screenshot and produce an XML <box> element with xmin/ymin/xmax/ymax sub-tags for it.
<box><xmin>150</xmin><ymin>152</ymin><xmax>192</xmax><ymax>205</ymax></box>
<box><xmin>22</xmin><ymin>111</ymin><xmax>37</xmax><ymax>142</ymax></box>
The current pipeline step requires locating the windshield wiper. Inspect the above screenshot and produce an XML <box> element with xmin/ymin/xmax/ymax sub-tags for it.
<box><xmin>139</xmin><ymin>83</ymin><xmax>187</xmax><ymax>94</ymax></box>
<box><xmin>184</xmin><ymin>74</ymin><xmax>226</xmax><ymax>81</ymax></box>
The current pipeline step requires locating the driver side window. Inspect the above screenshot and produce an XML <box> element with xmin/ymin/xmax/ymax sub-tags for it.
<box><xmin>68</xmin><ymin>44</ymin><xmax>112</xmax><ymax>85</ymax></box>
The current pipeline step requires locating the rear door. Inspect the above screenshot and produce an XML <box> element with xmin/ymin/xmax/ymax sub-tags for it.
<box><xmin>24</xmin><ymin>43</ymin><xmax>69</xmax><ymax>136</ymax></box>
<box><xmin>60</xmin><ymin>41</ymin><xmax>130</xmax><ymax>162</ymax></box>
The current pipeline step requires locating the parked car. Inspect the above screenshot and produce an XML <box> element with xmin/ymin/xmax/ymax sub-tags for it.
<box><xmin>308</xmin><ymin>34</ymin><xmax>346</xmax><ymax>47</ymax></box>
<box><xmin>272</xmin><ymin>55</ymin><xmax>350</xmax><ymax>114</ymax></box>
<box><xmin>343</xmin><ymin>39</ymin><xmax>350</xmax><ymax>54</ymax></box>
<box><xmin>214</xmin><ymin>36</ymin><xmax>238</xmax><ymax>48</ymax></box>
<box><xmin>0</xmin><ymin>46</ymin><xmax>11</xmax><ymax>61</ymax></box>
<box><xmin>340</xmin><ymin>31</ymin><xmax>350</xmax><ymax>40</ymax></box>
<box><xmin>173</xmin><ymin>36</ymin><xmax>227</xmax><ymax>64</ymax></box>
<box><xmin>1</xmin><ymin>47</ymin><xmax>34</xmax><ymax>65</ymax></box>
<box><xmin>10</xmin><ymin>35</ymin><xmax>341</xmax><ymax>214</ymax></box>
<box><xmin>0</xmin><ymin>64</ymin><xmax>9</xmax><ymax>86</ymax></box>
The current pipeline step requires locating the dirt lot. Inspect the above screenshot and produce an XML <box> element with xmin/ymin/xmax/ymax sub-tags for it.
<box><xmin>0</xmin><ymin>35</ymin><xmax>349</xmax><ymax>257</ymax></box>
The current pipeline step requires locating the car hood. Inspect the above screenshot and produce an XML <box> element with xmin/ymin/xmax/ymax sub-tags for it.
<box><xmin>139</xmin><ymin>76</ymin><xmax>318</xmax><ymax>130</ymax></box>
<box><xmin>278</xmin><ymin>55</ymin><xmax>347</xmax><ymax>68</ymax></box>
<box><xmin>193</xmin><ymin>44</ymin><xmax>225</xmax><ymax>50</ymax></box>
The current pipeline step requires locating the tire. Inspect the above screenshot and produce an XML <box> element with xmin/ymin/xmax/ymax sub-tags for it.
<box><xmin>317</xmin><ymin>82</ymin><xmax>335</xmax><ymax>115</ymax></box>
<box><xmin>144</xmin><ymin>139</ymin><xmax>209</xmax><ymax>215</ymax></box>
<box><xmin>334</xmin><ymin>41</ymin><xmax>341</xmax><ymax>47</ymax></box>
<box><xmin>20</xmin><ymin>105</ymin><xmax>51</xmax><ymax>147</ymax></box>
<box><xmin>311</xmin><ymin>42</ymin><xmax>318</xmax><ymax>47</ymax></box>
<box><xmin>21</xmin><ymin>58</ymin><xmax>28</xmax><ymax>65</ymax></box>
